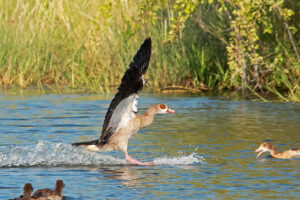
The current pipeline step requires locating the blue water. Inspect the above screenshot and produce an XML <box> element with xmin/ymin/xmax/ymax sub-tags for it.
<box><xmin>0</xmin><ymin>91</ymin><xmax>300</xmax><ymax>199</ymax></box>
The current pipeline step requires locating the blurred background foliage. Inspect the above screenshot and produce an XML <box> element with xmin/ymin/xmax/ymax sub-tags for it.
<box><xmin>0</xmin><ymin>0</ymin><xmax>299</xmax><ymax>101</ymax></box>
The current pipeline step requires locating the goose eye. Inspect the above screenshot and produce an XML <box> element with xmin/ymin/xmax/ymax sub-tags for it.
<box><xmin>160</xmin><ymin>104</ymin><xmax>166</xmax><ymax>109</ymax></box>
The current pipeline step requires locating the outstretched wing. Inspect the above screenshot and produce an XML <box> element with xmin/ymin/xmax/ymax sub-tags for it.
<box><xmin>99</xmin><ymin>38</ymin><xmax>152</xmax><ymax>145</ymax></box>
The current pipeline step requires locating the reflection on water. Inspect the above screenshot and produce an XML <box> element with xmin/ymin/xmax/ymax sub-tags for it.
<box><xmin>102</xmin><ymin>167</ymin><xmax>149</xmax><ymax>188</ymax></box>
<box><xmin>0</xmin><ymin>90</ymin><xmax>300</xmax><ymax>199</ymax></box>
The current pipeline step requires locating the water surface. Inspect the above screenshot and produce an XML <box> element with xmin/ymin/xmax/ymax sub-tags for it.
<box><xmin>0</xmin><ymin>90</ymin><xmax>300</xmax><ymax>199</ymax></box>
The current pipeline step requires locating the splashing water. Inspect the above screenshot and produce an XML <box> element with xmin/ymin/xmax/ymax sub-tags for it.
<box><xmin>0</xmin><ymin>141</ymin><xmax>204</xmax><ymax>167</ymax></box>
<box><xmin>153</xmin><ymin>153</ymin><xmax>205</xmax><ymax>165</ymax></box>
<box><xmin>0</xmin><ymin>141</ymin><xmax>126</xmax><ymax>167</ymax></box>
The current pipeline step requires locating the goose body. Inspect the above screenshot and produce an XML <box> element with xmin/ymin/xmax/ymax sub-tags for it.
<box><xmin>72</xmin><ymin>38</ymin><xmax>175</xmax><ymax>165</ymax></box>
<box><xmin>255</xmin><ymin>142</ymin><xmax>300</xmax><ymax>159</ymax></box>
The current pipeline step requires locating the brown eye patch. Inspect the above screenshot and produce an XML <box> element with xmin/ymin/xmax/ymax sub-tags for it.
<box><xmin>160</xmin><ymin>104</ymin><xmax>166</xmax><ymax>109</ymax></box>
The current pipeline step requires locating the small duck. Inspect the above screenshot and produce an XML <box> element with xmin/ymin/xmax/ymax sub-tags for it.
<box><xmin>9</xmin><ymin>183</ymin><xmax>33</xmax><ymax>200</ymax></box>
<box><xmin>31</xmin><ymin>180</ymin><xmax>65</xmax><ymax>200</ymax></box>
<box><xmin>255</xmin><ymin>142</ymin><xmax>300</xmax><ymax>159</ymax></box>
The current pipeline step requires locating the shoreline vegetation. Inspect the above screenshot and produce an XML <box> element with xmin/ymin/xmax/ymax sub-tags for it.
<box><xmin>0</xmin><ymin>0</ymin><xmax>299</xmax><ymax>101</ymax></box>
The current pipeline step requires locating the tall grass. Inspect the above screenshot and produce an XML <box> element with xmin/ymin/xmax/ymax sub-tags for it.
<box><xmin>0</xmin><ymin>0</ymin><xmax>228</xmax><ymax>93</ymax></box>
<box><xmin>1</xmin><ymin>1</ymin><xmax>85</xmax><ymax>88</ymax></box>
<box><xmin>0</xmin><ymin>0</ymin><xmax>299</xmax><ymax>102</ymax></box>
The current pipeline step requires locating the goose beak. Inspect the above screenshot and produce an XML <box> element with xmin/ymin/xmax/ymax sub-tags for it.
<box><xmin>255</xmin><ymin>147</ymin><xmax>264</xmax><ymax>158</ymax></box>
<box><xmin>167</xmin><ymin>107</ymin><xmax>176</xmax><ymax>113</ymax></box>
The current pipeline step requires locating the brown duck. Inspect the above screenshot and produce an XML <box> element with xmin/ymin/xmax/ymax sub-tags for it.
<box><xmin>31</xmin><ymin>180</ymin><xmax>64</xmax><ymax>200</ymax></box>
<box><xmin>255</xmin><ymin>142</ymin><xmax>300</xmax><ymax>159</ymax></box>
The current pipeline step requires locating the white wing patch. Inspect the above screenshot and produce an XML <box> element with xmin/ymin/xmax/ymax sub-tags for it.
<box><xmin>107</xmin><ymin>94</ymin><xmax>138</xmax><ymax>132</ymax></box>
<box><xmin>132</xmin><ymin>96</ymin><xmax>138</xmax><ymax>112</ymax></box>
<box><xmin>142</xmin><ymin>75</ymin><xmax>146</xmax><ymax>85</ymax></box>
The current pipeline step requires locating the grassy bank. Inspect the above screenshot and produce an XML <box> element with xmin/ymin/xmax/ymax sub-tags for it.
<box><xmin>0</xmin><ymin>0</ymin><xmax>299</xmax><ymax>101</ymax></box>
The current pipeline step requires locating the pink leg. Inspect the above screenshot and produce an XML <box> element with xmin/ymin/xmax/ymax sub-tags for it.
<box><xmin>124</xmin><ymin>153</ymin><xmax>153</xmax><ymax>166</ymax></box>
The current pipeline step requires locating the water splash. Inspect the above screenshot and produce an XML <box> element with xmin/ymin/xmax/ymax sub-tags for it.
<box><xmin>0</xmin><ymin>141</ymin><xmax>204</xmax><ymax>167</ymax></box>
<box><xmin>0</xmin><ymin>141</ymin><xmax>126</xmax><ymax>167</ymax></box>
<box><xmin>153</xmin><ymin>153</ymin><xmax>205</xmax><ymax>165</ymax></box>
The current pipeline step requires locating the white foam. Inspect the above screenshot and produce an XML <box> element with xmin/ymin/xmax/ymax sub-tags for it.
<box><xmin>0</xmin><ymin>141</ymin><xmax>205</xmax><ymax>167</ymax></box>
<box><xmin>0</xmin><ymin>141</ymin><xmax>126</xmax><ymax>167</ymax></box>
<box><xmin>153</xmin><ymin>153</ymin><xmax>205</xmax><ymax>165</ymax></box>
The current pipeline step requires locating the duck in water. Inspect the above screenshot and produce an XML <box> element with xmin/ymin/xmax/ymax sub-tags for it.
<box><xmin>31</xmin><ymin>180</ymin><xmax>64</xmax><ymax>200</ymax></box>
<box><xmin>9</xmin><ymin>183</ymin><xmax>33</xmax><ymax>200</ymax></box>
<box><xmin>255</xmin><ymin>142</ymin><xmax>300</xmax><ymax>159</ymax></box>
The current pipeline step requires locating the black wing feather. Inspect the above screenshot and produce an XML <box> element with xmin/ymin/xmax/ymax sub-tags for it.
<box><xmin>99</xmin><ymin>38</ymin><xmax>152</xmax><ymax>144</ymax></box>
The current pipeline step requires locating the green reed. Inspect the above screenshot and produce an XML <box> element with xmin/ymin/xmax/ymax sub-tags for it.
<box><xmin>0</xmin><ymin>0</ymin><xmax>299</xmax><ymax>102</ymax></box>
<box><xmin>0</xmin><ymin>0</ymin><xmax>223</xmax><ymax>93</ymax></box>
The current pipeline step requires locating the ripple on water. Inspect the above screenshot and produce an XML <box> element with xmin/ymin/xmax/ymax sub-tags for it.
<box><xmin>0</xmin><ymin>141</ymin><xmax>204</xmax><ymax>168</ymax></box>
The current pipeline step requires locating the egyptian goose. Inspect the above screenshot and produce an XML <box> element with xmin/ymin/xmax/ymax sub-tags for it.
<box><xmin>9</xmin><ymin>183</ymin><xmax>33</xmax><ymax>200</ymax></box>
<box><xmin>31</xmin><ymin>180</ymin><xmax>64</xmax><ymax>200</ymax></box>
<box><xmin>255</xmin><ymin>142</ymin><xmax>300</xmax><ymax>159</ymax></box>
<box><xmin>72</xmin><ymin>38</ymin><xmax>175</xmax><ymax>165</ymax></box>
